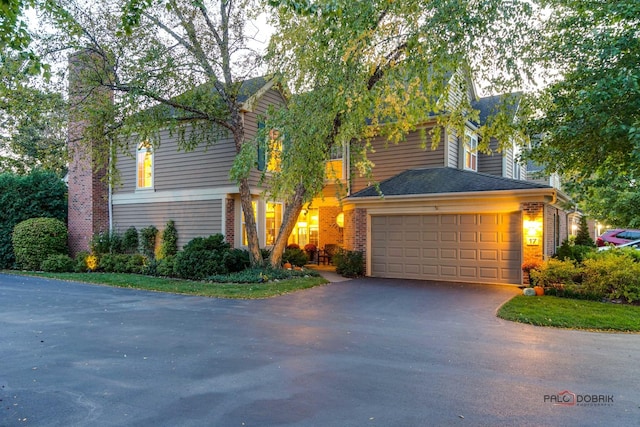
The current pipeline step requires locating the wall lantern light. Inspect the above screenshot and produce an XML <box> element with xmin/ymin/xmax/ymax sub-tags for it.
<box><xmin>336</xmin><ymin>212</ymin><xmax>344</xmax><ymax>228</ymax></box>
<box><xmin>523</xmin><ymin>216</ymin><xmax>543</xmax><ymax>246</ymax></box>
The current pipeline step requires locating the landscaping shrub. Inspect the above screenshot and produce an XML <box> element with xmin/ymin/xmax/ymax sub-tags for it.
<box><xmin>99</xmin><ymin>253</ymin><xmax>146</xmax><ymax>274</ymax></box>
<box><xmin>208</xmin><ymin>267</ymin><xmax>319</xmax><ymax>283</ymax></box>
<box><xmin>582</xmin><ymin>251</ymin><xmax>640</xmax><ymax>303</ymax></box>
<box><xmin>41</xmin><ymin>254</ymin><xmax>75</xmax><ymax>273</ymax></box>
<box><xmin>0</xmin><ymin>170</ymin><xmax>67</xmax><ymax>268</ymax></box>
<box><xmin>224</xmin><ymin>248</ymin><xmax>250</xmax><ymax>272</ymax></box>
<box><xmin>90</xmin><ymin>230</ymin><xmax>123</xmax><ymax>255</ymax></box>
<box><xmin>530</xmin><ymin>258</ymin><xmax>583</xmax><ymax>288</ymax></box>
<box><xmin>554</xmin><ymin>239</ymin><xmax>595</xmax><ymax>263</ymax></box>
<box><xmin>156</xmin><ymin>255</ymin><xmax>177</xmax><ymax>277</ymax></box>
<box><xmin>12</xmin><ymin>217</ymin><xmax>68</xmax><ymax>270</ymax></box>
<box><xmin>159</xmin><ymin>220</ymin><xmax>178</xmax><ymax>259</ymax></box>
<box><xmin>122</xmin><ymin>226</ymin><xmax>139</xmax><ymax>254</ymax></box>
<box><xmin>173</xmin><ymin>234</ymin><xmax>230</xmax><ymax>280</ymax></box>
<box><xmin>333</xmin><ymin>249</ymin><xmax>365</xmax><ymax>278</ymax></box>
<box><xmin>282</xmin><ymin>247</ymin><xmax>308</xmax><ymax>267</ymax></box>
<box><xmin>140</xmin><ymin>225</ymin><xmax>159</xmax><ymax>259</ymax></box>
<box><xmin>74</xmin><ymin>251</ymin><xmax>90</xmax><ymax>272</ymax></box>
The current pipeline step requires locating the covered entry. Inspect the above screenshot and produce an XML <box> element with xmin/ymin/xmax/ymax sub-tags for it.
<box><xmin>370</xmin><ymin>213</ymin><xmax>522</xmax><ymax>285</ymax></box>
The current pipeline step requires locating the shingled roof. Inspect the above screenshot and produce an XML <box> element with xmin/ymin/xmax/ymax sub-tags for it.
<box><xmin>349</xmin><ymin>167</ymin><xmax>551</xmax><ymax>198</ymax></box>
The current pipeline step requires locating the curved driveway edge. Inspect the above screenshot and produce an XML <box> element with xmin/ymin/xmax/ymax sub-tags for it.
<box><xmin>1</xmin><ymin>273</ymin><xmax>639</xmax><ymax>426</ymax></box>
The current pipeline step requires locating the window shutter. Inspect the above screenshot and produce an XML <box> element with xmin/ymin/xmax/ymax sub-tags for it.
<box><xmin>257</xmin><ymin>122</ymin><xmax>266</xmax><ymax>171</ymax></box>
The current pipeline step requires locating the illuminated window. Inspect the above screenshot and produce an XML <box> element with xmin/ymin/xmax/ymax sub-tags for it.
<box><xmin>257</xmin><ymin>124</ymin><xmax>282</xmax><ymax>172</ymax></box>
<box><xmin>265</xmin><ymin>202</ymin><xmax>283</xmax><ymax>246</ymax></box>
<box><xmin>325</xmin><ymin>145</ymin><xmax>343</xmax><ymax>180</ymax></box>
<box><xmin>242</xmin><ymin>201</ymin><xmax>258</xmax><ymax>246</ymax></box>
<box><xmin>464</xmin><ymin>130</ymin><xmax>478</xmax><ymax>171</ymax></box>
<box><xmin>267</xmin><ymin>130</ymin><xmax>282</xmax><ymax>172</ymax></box>
<box><xmin>137</xmin><ymin>142</ymin><xmax>153</xmax><ymax>188</ymax></box>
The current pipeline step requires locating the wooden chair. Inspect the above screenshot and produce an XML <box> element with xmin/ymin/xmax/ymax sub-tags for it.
<box><xmin>319</xmin><ymin>244</ymin><xmax>340</xmax><ymax>265</ymax></box>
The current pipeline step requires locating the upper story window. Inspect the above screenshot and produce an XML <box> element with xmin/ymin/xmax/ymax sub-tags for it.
<box><xmin>513</xmin><ymin>159</ymin><xmax>521</xmax><ymax>180</ymax></box>
<box><xmin>463</xmin><ymin>130</ymin><xmax>478</xmax><ymax>171</ymax></box>
<box><xmin>257</xmin><ymin>123</ymin><xmax>282</xmax><ymax>172</ymax></box>
<box><xmin>325</xmin><ymin>145</ymin><xmax>344</xmax><ymax>180</ymax></box>
<box><xmin>137</xmin><ymin>142</ymin><xmax>154</xmax><ymax>189</ymax></box>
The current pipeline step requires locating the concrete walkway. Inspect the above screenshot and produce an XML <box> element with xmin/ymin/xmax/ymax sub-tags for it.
<box><xmin>306</xmin><ymin>264</ymin><xmax>351</xmax><ymax>283</ymax></box>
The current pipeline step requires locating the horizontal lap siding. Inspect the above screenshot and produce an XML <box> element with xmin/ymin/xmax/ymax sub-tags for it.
<box><xmin>113</xmin><ymin>199</ymin><xmax>222</xmax><ymax>249</ymax></box>
<box><xmin>114</xmin><ymin>127</ymin><xmax>237</xmax><ymax>194</ymax></box>
<box><xmin>478</xmin><ymin>139</ymin><xmax>503</xmax><ymax>177</ymax></box>
<box><xmin>114</xmin><ymin>88</ymin><xmax>287</xmax><ymax>195</ymax></box>
<box><xmin>351</xmin><ymin>130</ymin><xmax>445</xmax><ymax>193</ymax></box>
<box><xmin>243</xmin><ymin>89</ymin><xmax>288</xmax><ymax>188</ymax></box>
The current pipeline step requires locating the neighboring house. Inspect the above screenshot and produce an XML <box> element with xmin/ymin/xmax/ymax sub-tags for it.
<box><xmin>69</xmin><ymin>69</ymin><xmax>571</xmax><ymax>286</ymax></box>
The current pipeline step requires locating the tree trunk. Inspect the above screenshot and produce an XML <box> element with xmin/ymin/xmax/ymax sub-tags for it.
<box><xmin>269</xmin><ymin>184</ymin><xmax>307</xmax><ymax>268</ymax></box>
<box><xmin>238</xmin><ymin>177</ymin><xmax>263</xmax><ymax>266</ymax></box>
<box><xmin>230</xmin><ymin>108</ymin><xmax>263</xmax><ymax>267</ymax></box>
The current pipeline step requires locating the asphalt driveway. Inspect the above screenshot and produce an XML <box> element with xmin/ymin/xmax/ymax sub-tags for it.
<box><xmin>1</xmin><ymin>273</ymin><xmax>639</xmax><ymax>426</ymax></box>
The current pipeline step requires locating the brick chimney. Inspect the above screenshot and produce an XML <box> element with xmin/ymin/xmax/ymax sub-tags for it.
<box><xmin>67</xmin><ymin>51</ymin><xmax>112</xmax><ymax>256</ymax></box>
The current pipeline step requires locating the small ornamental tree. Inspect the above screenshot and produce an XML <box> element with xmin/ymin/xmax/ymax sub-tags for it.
<box><xmin>159</xmin><ymin>220</ymin><xmax>178</xmax><ymax>259</ymax></box>
<box><xmin>575</xmin><ymin>216</ymin><xmax>595</xmax><ymax>247</ymax></box>
<box><xmin>139</xmin><ymin>225</ymin><xmax>158</xmax><ymax>259</ymax></box>
<box><xmin>12</xmin><ymin>217</ymin><xmax>68</xmax><ymax>270</ymax></box>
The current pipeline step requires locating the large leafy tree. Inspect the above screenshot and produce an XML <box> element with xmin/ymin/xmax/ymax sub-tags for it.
<box><xmin>525</xmin><ymin>0</ymin><xmax>640</xmax><ymax>226</ymax></box>
<box><xmin>28</xmin><ymin>0</ymin><xmax>269</xmax><ymax>265</ymax></box>
<box><xmin>261</xmin><ymin>0</ymin><xmax>539</xmax><ymax>264</ymax></box>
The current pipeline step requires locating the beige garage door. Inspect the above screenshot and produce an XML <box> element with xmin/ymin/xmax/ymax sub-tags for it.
<box><xmin>370</xmin><ymin>213</ymin><xmax>521</xmax><ymax>285</ymax></box>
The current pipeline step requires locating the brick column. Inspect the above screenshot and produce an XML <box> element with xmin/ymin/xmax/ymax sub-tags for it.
<box><xmin>521</xmin><ymin>202</ymin><xmax>545</xmax><ymax>285</ymax></box>
<box><xmin>225</xmin><ymin>198</ymin><xmax>235</xmax><ymax>247</ymax></box>
<box><xmin>67</xmin><ymin>51</ymin><xmax>111</xmax><ymax>256</ymax></box>
<box><xmin>319</xmin><ymin>206</ymin><xmax>343</xmax><ymax>248</ymax></box>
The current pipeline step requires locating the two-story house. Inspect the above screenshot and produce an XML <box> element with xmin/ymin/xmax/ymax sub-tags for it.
<box><xmin>68</xmin><ymin>70</ymin><xmax>570</xmax><ymax>286</ymax></box>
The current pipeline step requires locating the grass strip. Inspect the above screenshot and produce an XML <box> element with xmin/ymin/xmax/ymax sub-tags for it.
<box><xmin>498</xmin><ymin>295</ymin><xmax>640</xmax><ymax>332</ymax></box>
<box><xmin>3</xmin><ymin>271</ymin><xmax>329</xmax><ymax>299</ymax></box>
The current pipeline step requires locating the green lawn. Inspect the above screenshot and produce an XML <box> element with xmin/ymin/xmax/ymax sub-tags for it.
<box><xmin>498</xmin><ymin>295</ymin><xmax>640</xmax><ymax>332</ymax></box>
<box><xmin>3</xmin><ymin>271</ymin><xmax>329</xmax><ymax>299</ymax></box>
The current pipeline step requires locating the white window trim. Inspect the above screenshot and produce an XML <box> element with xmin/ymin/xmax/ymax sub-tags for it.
<box><xmin>136</xmin><ymin>143</ymin><xmax>154</xmax><ymax>190</ymax></box>
<box><xmin>325</xmin><ymin>144</ymin><xmax>348</xmax><ymax>182</ymax></box>
<box><xmin>463</xmin><ymin>129</ymin><xmax>478</xmax><ymax>172</ymax></box>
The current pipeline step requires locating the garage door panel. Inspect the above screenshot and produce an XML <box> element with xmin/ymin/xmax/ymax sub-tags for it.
<box><xmin>441</xmin><ymin>232</ymin><xmax>458</xmax><ymax>242</ymax></box>
<box><xmin>479</xmin><ymin>268</ymin><xmax>499</xmax><ymax>279</ymax></box>
<box><xmin>441</xmin><ymin>215</ymin><xmax>458</xmax><ymax>225</ymax></box>
<box><xmin>422</xmin><ymin>231</ymin><xmax>438</xmax><ymax>242</ymax></box>
<box><xmin>460</xmin><ymin>249</ymin><xmax>477</xmax><ymax>260</ymax></box>
<box><xmin>387</xmin><ymin>247</ymin><xmax>403</xmax><ymax>257</ymax></box>
<box><xmin>480</xmin><ymin>232</ymin><xmax>498</xmax><ymax>243</ymax></box>
<box><xmin>405</xmin><ymin>248</ymin><xmax>420</xmax><ymax>258</ymax></box>
<box><xmin>480</xmin><ymin>214</ymin><xmax>499</xmax><ymax>225</ymax></box>
<box><xmin>440</xmin><ymin>266</ymin><xmax>458</xmax><ymax>277</ymax></box>
<box><xmin>440</xmin><ymin>248</ymin><xmax>457</xmax><ymax>259</ymax></box>
<box><xmin>480</xmin><ymin>250</ymin><xmax>498</xmax><ymax>261</ymax></box>
<box><xmin>460</xmin><ymin>266</ymin><xmax>478</xmax><ymax>278</ymax></box>
<box><xmin>460</xmin><ymin>232</ymin><xmax>477</xmax><ymax>242</ymax></box>
<box><xmin>501</xmin><ymin>250</ymin><xmax>520</xmax><ymax>261</ymax></box>
<box><xmin>370</xmin><ymin>213</ymin><xmax>522</xmax><ymax>285</ymax></box>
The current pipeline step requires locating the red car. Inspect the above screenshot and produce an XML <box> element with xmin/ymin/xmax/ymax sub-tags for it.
<box><xmin>596</xmin><ymin>229</ymin><xmax>640</xmax><ymax>247</ymax></box>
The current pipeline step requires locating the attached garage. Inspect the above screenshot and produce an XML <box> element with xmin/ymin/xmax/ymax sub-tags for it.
<box><xmin>346</xmin><ymin>168</ymin><xmax>571</xmax><ymax>286</ymax></box>
<box><xmin>370</xmin><ymin>213</ymin><xmax>522</xmax><ymax>285</ymax></box>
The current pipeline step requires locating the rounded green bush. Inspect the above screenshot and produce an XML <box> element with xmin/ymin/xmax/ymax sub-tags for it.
<box><xmin>12</xmin><ymin>217</ymin><xmax>68</xmax><ymax>270</ymax></box>
<box><xmin>41</xmin><ymin>254</ymin><xmax>75</xmax><ymax>273</ymax></box>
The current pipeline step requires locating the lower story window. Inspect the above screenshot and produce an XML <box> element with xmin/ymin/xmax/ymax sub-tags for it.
<box><xmin>242</xmin><ymin>201</ymin><xmax>258</xmax><ymax>246</ymax></box>
<box><xmin>266</xmin><ymin>203</ymin><xmax>283</xmax><ymax>246</ymax></box>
